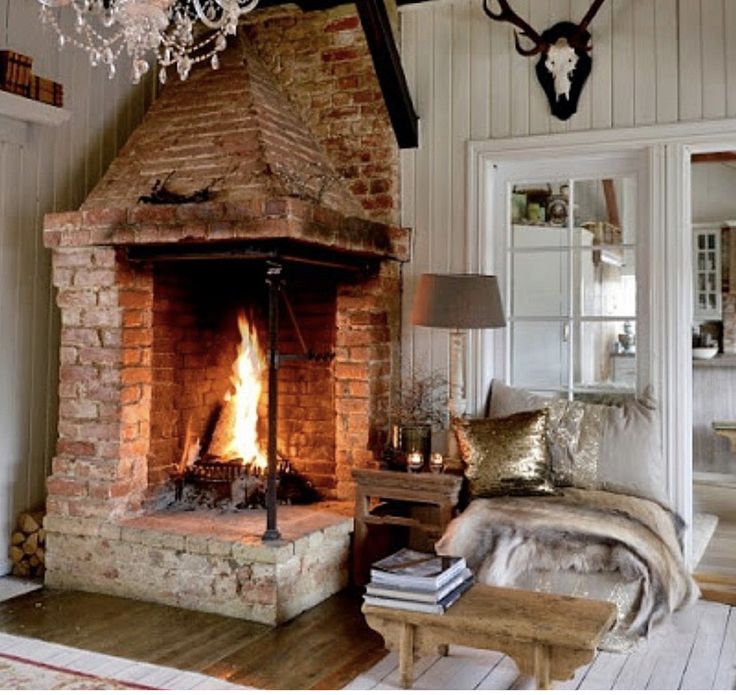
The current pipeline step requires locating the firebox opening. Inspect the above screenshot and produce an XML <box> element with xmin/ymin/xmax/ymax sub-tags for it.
<box><xmin>148</xmin><ymin>258</ymin><xmax>346</xmax><ymax>508</ymax></box>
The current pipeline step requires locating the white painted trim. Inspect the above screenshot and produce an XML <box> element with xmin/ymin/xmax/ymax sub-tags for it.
<box><xmin>469</xmin><ymin>118</ymin><xmax>736</xmax><ymax>158</ymax></box>
<box><xmin>692</xmin><ymin>221</ymin><xmax>732</xmax><ymax>229</ymax></box>
<box><xmin>662</xmin><ymin>142</ymin><xmax>695</xmax><ymax>562</ymax></box>
<box><xmin>0</xmin><ymin>91</ymin><xmax>70</xmax><ymax>128</ymax></box>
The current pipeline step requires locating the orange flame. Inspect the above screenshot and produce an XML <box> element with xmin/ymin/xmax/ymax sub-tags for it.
<box><xmin>221</xmin><ymin>312</ymin><xmax>267</xmax><ymax>469</ymax></box>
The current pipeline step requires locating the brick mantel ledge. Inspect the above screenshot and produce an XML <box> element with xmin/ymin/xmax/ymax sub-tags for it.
<box><xmin>43</xmin><ymin>198</ymin><xmax>410</xmax><ymax>262</ymax></box>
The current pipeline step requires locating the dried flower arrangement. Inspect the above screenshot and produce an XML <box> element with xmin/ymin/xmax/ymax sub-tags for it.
<box><xmin>391</xmin><ymin>367</ymin><xmax>448</xmax><ymax>429</ymax></box>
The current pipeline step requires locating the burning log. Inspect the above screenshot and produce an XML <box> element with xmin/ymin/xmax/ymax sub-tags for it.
<box><xmin>207</xmin><ymin>399</ymin><xmax>240</xmax><ymax>461</ymax></box>
<box><xmin>10</xmin><ymin>510</ymin><xmax>45</xmax><ymax>578</ymax></box>
<box><xmin>175</xmin><ymin>416</ymin><xmax>200</xmax><ymax>476</ymax></box>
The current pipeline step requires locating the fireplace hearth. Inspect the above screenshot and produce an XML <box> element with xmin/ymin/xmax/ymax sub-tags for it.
<box><xmin>41</xmin><ymin>41</ymin><xmax>410</xmax><ymax>624</ymax></box>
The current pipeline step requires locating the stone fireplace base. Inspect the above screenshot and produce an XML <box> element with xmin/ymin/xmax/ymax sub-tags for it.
<box><xmin>44</xmin><ymin>504</ymin><xmax>352</xmax><ymax>625</ymax></box>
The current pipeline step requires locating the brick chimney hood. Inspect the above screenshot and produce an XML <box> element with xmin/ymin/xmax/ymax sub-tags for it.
<box><xmin>44</xmin><ymin>38</ymin><xmax>410</xmax><ymax>263</ymax></box>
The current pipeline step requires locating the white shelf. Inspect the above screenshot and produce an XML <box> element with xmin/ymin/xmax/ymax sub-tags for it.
<box><xmin>0</xmin><ymin>89</ymin><xmax>70</xmax><ymax>126</ymax></box>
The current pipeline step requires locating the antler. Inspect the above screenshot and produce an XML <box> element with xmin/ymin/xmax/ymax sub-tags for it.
<box><xmin>572</xmin><ymin>0</ymin><xmax>606</xmax><ymax>48</ymax></box>
<box><xmin>482</xmin><ymin>0</ymin><xmax>548</xmax><ymax>57</ymax></box>
<box><xmin>578</xmin><ymin>0</ymin><xmax>606</xmax><ymax>33</ymax></box>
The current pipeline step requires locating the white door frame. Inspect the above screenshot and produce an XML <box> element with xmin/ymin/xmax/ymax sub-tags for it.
<box><xmin>467</xmin><ymin>118</ymin><xmax>736</xmax><ymax>565</ymax></box>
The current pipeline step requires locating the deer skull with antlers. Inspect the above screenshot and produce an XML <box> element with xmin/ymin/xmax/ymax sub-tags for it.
<box><xmin>483</xmin><ymin>0</ymin><xmax>606</xmax><ymax>121</ymax></box>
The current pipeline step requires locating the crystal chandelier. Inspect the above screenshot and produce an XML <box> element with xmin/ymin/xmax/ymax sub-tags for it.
<box><xmin>37</xmin><ymin>0</ymin><xmax>260</xmax><ymax>83</ymax></box>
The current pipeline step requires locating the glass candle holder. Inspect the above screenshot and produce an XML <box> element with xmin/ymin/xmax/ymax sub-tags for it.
<box><xmin>429</xmin><ymin>452</ymin><xmax>445</xmax><ymax>474</ymax></box>
<box><xmin>406</xmin><ymin>451</ymin><xmax>424</xmax><ymax>472</ymax></box>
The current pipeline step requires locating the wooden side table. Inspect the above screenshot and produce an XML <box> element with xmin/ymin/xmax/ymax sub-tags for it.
<box><xmin>351</xmin><ymin>468</ymin><xmax>463</xmax><ymax>585</ymax></box>
<box><xmin>363</xmin><ymin>584</ymin><xmax>617</xmax><ymax>689</ymax></box>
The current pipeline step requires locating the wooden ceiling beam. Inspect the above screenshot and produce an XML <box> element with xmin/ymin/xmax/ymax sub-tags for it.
<box><xmin>692</xmin><ymin>152</ymin><xmax>736</xmax><ymax>164</ymax></box>
<box><xmin>355</xmin><ymin>0</ymin><xmax>419</xmax><ymax>148</ymax></box>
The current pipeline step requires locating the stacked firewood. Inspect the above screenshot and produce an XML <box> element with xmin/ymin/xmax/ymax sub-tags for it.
<box><xmin>9</xmin><ymin>510</ymin><xmax>45</xmax><ymax>578</ymax></box>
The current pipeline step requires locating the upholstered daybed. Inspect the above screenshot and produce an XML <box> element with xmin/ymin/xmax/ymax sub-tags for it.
<box><xmin>436</xmin><ymin>381</ymin><xmax>699</xmax><ymax>652</ymax></box>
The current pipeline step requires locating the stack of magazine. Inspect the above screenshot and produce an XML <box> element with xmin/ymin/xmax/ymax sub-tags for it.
<box><xmin>364</xmin><ymin>548</ymin><xmax>474</xmax><ymax>614</ymax></box>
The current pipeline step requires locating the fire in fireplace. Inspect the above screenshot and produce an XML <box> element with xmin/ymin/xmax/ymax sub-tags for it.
<box><xmin>209</xmin><ymin>310</ymin><xmax>266</xmax><ymax>468</ymax></box>
<box><xmin>171</xmin><ymin>308</ymin><xmax>268</xmax><ymax>509</ymax></box>
<box><xmin>169</xmin><ymin>290</ymin><xmax>322</xmax><ymax>518</ymax></box>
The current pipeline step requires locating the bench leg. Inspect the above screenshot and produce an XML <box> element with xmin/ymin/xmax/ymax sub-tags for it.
<box><xmin>399</xmin><ymin>623</ymin><xmax>414</xmax><ymax>689</ymax></box>
<box><xmin>533</xmin><ymin>644</ymin><xmax>551</xmax><ymax>690</ymax></box>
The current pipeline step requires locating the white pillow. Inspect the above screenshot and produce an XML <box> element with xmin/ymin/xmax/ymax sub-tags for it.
<box><xmin>597</xmin><ymin>386</ymin><xmax>668</xmax><ymax>507</ymax></box>
<box><xmin>488</xmin><ymin>379</ymin><xmax>549</xmax><ymax>418</ymax></box>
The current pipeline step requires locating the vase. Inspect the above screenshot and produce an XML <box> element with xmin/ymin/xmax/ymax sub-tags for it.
<box><xmin>400</xmin><ymin>424</ymin><xmax>432</xmax><ymax>470</ymax></box>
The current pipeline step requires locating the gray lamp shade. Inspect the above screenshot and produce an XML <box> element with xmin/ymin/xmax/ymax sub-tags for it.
<box><xmin>411</xmin><ymin>273</ymin><xmax>506</xmax><ymax>329</ymax></box>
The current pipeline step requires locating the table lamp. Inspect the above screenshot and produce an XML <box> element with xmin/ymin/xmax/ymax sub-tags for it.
<box><xmin>411</xmin><ymin>273</ymin><xmax>506</xmax><ymax>421</ymax></box>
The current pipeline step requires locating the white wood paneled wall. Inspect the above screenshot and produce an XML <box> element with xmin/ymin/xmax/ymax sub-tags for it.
<box><xmin>0</xmin><ymin>1</ymin><xmax>153</xmax><ymax>569</ymax></box>
<box><xmin>400</xmin><ymin>0</ymin><xmax>736</xmax><ymax>388</ymax></box>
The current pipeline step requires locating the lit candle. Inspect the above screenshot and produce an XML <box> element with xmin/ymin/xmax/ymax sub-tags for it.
<box><xmin>406</xmin><ymin>451</ymin><xmax>424</xmax><ymax>472</ymax></box>
<box><xmin>429</xmin><ymin>452</ymin><xmax>444</xmax><ymax>474</ymax></box>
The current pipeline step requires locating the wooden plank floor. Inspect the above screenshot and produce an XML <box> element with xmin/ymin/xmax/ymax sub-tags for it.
<box><xmin>0</xmin><ymin>587</ymin><xmax>386</xmax><ymax>690</ymax></box>
<box><xmin>694</xmin><ymin>482</ymin><xmax>736</xmax><ymax>603</ymax></box>
<box><xmin>694</xmin><ymin>482</ymin><xmax>736</xmax><ymax>579</ymax></box>
<box><xmin>346</xmin><ymin>601</ymin><xmax>736</xmax><ymax>691</ymax></box>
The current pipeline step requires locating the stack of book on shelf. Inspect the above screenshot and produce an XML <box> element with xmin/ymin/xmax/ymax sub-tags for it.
<box><xmin>364</xmin><ymin>548</ymin><xmax>474</xmax><ymax>614</ymax></box>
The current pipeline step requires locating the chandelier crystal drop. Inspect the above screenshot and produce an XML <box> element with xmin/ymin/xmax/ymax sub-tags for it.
<box><xmin>37</xmin><ymin>0</ymin><xmax>260</xmax><ymax>83</ymax></box>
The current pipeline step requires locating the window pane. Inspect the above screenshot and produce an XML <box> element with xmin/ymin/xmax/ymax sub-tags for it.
<box><xmin>575</xmin><ymin>320</ymin><xmax>636</xmax><ymax>389</ymax></box>
<box><xmin>511</xmin><ymin>182</ymin><xmax>570</xmax><ymax>246</ymax></box>
<box><xmin>577</xmin><ymin>247</ymin><xmax>636</xmax><ymax>317</ymax></box>
<box><xmin>573</xmin><ymin>177</ymin><xmax>636</xmax><ymax>244</ymax></box>
<box><xmin>512</xmin><ymin>251</ymin><xmax>569</xmax><ymax>317</ymax></box>
<box><xmin>511</xmin><ymin>321</ymin><xmax>569</xmax><ymax>390</ymax></box>
<box><xmin>512</xmin><ymin>224</ymin><xmax>569</xmax><ymax>248</ymax></box>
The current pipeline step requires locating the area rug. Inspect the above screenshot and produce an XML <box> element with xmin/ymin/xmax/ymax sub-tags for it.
<box><xmin>0</xmin><ymin>651</ymin><xmax>148</xmax><ymax>689</ymax></box>
<box><xmin>0</xmin><ymin>631</ymin><xmax>248</xmax><ymax>690</ymax></box>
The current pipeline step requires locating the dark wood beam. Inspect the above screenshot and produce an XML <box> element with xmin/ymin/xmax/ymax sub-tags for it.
<box><xmin>355</xmin><ymin>0</ymin><xmax>419</xmax><ymax>148</ymax></box>
<box><xmin>692</xmin><ymin>152</ymin><xmax>736</xmax><ymax>164</ymax></box>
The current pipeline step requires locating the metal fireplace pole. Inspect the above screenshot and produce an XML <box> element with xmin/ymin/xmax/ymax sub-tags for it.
<box><xmin>263</xmin><ymin>262</ymin><xmax>282</xmax><ymax>542</ymax></box>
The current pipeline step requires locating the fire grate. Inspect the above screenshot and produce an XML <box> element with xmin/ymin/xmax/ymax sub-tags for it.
<box><xmin>172</xmin><ymin>454</ymin><xmax>320</xmax><ymax>508</ymax></box>
<box><xmin>186</xmin><ymin>457</ymin><xmax>264</xmax><ymax>484</ymax></box>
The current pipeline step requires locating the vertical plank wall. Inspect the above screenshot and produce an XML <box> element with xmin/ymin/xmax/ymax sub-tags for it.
<box><xmin>400</xmin><ymin>0</ymin><xmax>736</xmax><ymax>383</ymax></box>
<box><xmin>0</xmin><ymin>1</ymin><xmax>152</xmax><ymax>570</ymax></box>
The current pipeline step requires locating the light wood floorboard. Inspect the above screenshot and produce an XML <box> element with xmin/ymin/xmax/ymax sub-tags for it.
<box><xmin>345</xmin><ymin>601</ymin><xmax>736</xmax><ymax>691</ymax></box>
<box><xmin>694</xmin><ymin>482</ymin><xmax>736</xmax><ymax>585</ymax></box>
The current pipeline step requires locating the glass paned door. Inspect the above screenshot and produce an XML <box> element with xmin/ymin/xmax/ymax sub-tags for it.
<box><xmin>506</xmin><ymin>174</ymin><xmax>638</xmax><ymax>398</ymax></box>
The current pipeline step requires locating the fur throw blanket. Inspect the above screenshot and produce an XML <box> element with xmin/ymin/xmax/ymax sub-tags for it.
<box><xmin>436</xmin><ymin>488</ymin><xmax>699</xmax><ymax>643</ymax></box>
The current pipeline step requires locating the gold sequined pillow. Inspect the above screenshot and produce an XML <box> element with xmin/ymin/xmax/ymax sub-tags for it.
<box><xmin>454</xmin><ymin>410</ymin><xmax>556</xmax><ymax>497</ymax></box>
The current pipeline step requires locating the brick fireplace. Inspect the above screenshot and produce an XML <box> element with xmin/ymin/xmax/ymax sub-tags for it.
<box><xmin>41</xmin><ymin>38</ymin><xmax>409</xmax><ymax>624</ymax></box>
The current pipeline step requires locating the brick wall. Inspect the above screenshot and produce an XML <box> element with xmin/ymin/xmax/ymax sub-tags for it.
<box><xmin>334</xmin><ymin>261</ymin><xmax>401</xmax><ymax>499</ymax></box>
<box><xmin>241</xmin><ymin>5</ymin><xmax>400</xmax><ymax>226</ymax></box>
<box><xmin>49</xmin><ymin>246</ymin><xmax>153</xmax><ymax>520</ymax></box>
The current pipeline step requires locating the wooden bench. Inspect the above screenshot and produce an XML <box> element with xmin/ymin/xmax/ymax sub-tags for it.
<box><xmin>362</xmin><ymin>584</ymin><xmax>617</xmax><ymax>689</ymax></box>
